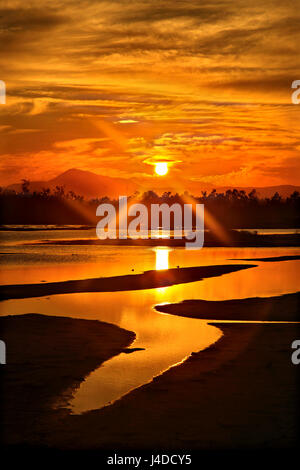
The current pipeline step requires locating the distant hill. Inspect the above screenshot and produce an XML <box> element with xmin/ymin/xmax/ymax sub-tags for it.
<box><xmin>6</xmin><ymin>168</ymin><xmax>139</xmax><ymax>198</ymax></box>
<box><xmin>5</xmin><ymin>168</ymin><xmax>300</xmax><ymax>199</ymax></box>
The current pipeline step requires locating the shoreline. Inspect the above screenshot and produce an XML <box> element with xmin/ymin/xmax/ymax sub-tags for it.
<box><xmin>1</xmin><ymin>298</ymin><xmax>299</xmax><ymax>450</ymax></box>
<box><xmin>155</xmin><ymin>291</ymin><xmax>300</xmax><ymax>322</ymax></box>
<box><xmin>29</xmin><ymin>231</ymin><xmax>300</xmax><ymax>247</ymax></box>
<box><xmin>0</xmin><ymin>313</ymin><xmax>135</xmax><ymax>445</ymax></box>
<box><xmin>0</xmin><ymin>264</ymin><xmax>255</xmax><ymax>301</ymax></box>
<box><xmin>52</xmin><ymin>321</ymin><xmax>299</xmax><ymax>450</ymax></box>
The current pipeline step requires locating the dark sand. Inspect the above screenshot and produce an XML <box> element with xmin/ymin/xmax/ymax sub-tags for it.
<box><xmin>155</xmin><ymin>292</ymin><xmax>300</xmax><ymax>322</ymax></box>
<box><xmin>1</xmin><ymin>307</ymin><xmax>299</xmax><ymax>451</ymax></box>
<box><xmin>0</xmin><ymin>264</ymin><xmax>255</xmax><ymax>301</ymax></box>
<box><xmin>58</xmin><ymin>323</ymin><xmax>299</xmax><ymax>451</ymax></box>
<box><xmin>231</xmin><ymin>255</ymin><xmax>300</xmax><ymax>262</ymax></box>
<box><xmin>0</xmin><ymin>314</ymin><xmax>135</xmax><ymax>445</ymax></box>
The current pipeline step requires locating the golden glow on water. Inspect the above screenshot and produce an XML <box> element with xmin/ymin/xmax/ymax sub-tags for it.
<box><xmin>155</xmin><ymin>247</ymin><xmax>170</xmax><ymax>270</ymax></box>
<box><xmin>0</xmin><ymin>241</ymin><xmax>299</xmax><ymax>413</ymax></box>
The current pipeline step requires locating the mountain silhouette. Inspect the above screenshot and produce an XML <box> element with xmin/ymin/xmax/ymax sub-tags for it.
<box><xmin>6</xmin><ymin>168</ymin><xmax>139</xmax><ymax>198</ymax></box>
<box><xmin>5</xmin><ymin>168</ymin><xmax>300</xmax><ymax>198</ymax></box>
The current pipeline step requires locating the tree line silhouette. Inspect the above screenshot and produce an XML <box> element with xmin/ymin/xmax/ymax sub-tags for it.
<box><xmin>0</xmin><ymin>180</ymin><xmax>299</xmax><ymax>228</ymax></box>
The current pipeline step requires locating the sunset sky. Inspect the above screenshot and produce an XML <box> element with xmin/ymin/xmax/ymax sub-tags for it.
<box><xmin>0</xmin><ymin>0</ymin><xmax>299</xmax><ymax>190</ymax></box>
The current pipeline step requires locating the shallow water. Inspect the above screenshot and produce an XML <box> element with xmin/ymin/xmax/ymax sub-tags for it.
<box><xmin>0</xmin><ymin>231</ymin><xmax>299</xmax><ymax>413</ymax></box>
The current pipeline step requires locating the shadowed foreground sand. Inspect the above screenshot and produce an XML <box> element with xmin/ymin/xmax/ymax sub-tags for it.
<box><xmin>0</xmin><ymin>314</ymin><xmax>135</xmax><ymax>445</ymax></box>
<box><xmin>51</xmin><ymin>323</ymin><xmax>299</xmax><ymax>451</ymax></box>
<box><xmin>1</xmin><ymin>304</ymin><xmax>299</xmax><ymax>451</ymax></box>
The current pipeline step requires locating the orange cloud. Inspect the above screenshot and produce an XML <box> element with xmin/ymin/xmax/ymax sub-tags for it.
<box><xmin>0</xmin><ymin>0</ymin><xmax>299</xmax><ymax>188</ymax></box>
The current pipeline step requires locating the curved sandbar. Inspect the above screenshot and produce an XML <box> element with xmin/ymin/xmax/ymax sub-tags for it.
<box><xmin>155</xmin><ymin>291</ymin><xmax>300</xmax><ymax>322</ymax></box>
<box><xmin>0</xmin><ymin>264</ymin><xmax>256</xmax><ymax>301</ymax></box>
<box><xmin>0</xmin><ymin>313</ymin><xmax>135</xmax><ymax>445</ymax></box>
<box><xmin>230</xmin><ymin>255</ymin><xmax>300</xmax><ymax>262</ymax></box>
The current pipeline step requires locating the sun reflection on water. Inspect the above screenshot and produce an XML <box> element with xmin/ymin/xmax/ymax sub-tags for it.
<box><xmin>155</xmin><ymin>247</ymin><xmax>170</xmax><ymax>270</ymax></box>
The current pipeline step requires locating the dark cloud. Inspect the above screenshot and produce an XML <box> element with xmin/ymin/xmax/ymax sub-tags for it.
<box><xmin>0</xmin><ymin>7</ymin><xmax>67</xmax><ymax>30</ymax></box>
<box><xmin>0</xmin><ymin>6</ymin><xmax>68</xmax><ymax>54</ymax></box>
<box><xmin>112</xmin><ymin>2</ymin><xmax>232</xmax><ymax>25</ymax></box>
<box><xmin>213</xmin><ymin>76</ymin><xmax>299</xmax><ymax>94</ymax></box>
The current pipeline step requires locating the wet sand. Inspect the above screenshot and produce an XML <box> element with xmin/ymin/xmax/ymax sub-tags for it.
<box><xmin>0</xmin><ymin>314</ymin><xmax>135</xmax><ymax>445</ymax></box>
<box><xmin>1</xmin><ymin>303</ymin><xmax>299</xmax><ymax>451</ymax></box>
<box><xmin>155</xmin><ymin>292</ymin><xmax>300</xmax><ymax>322</ymax></box>
<box><xmin>0</xmin><ymin>264</ymin><xmax>255</xmax><ymax>301</ymax></box>
<box><xmin>59</xmin><ymin>322</ymin><xmax>299</xmax><ymax>451</ymax></box>
<box><xmin>231</xmin><ymin>255</ymin><xmax>300</xmax><ymax>262</ymax></box>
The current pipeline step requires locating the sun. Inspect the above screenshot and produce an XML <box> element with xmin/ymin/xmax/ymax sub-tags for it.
<box><xmin>155</xmin><ymin>162</ymin><xmax>168</xmax><ymax>176</ymax></box>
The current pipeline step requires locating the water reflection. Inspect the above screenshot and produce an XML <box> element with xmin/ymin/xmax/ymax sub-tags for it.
<box><xmin>0</xmin><ymin>241</ymin><xmax>299</xmax><ymax>413</ymax></box>
<box><xmin>154</xmin><ymin>247</ymin><xmax>170</xmax><ymax>270</ymax></box>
